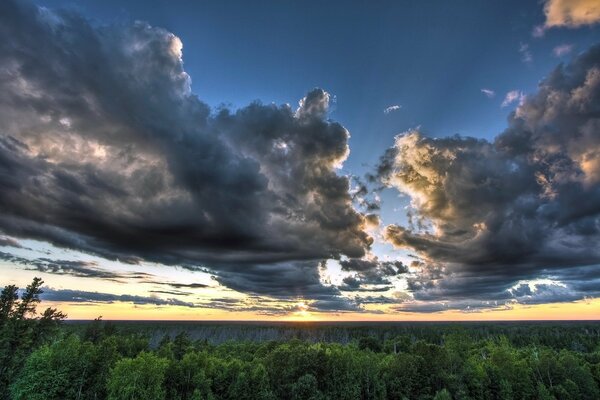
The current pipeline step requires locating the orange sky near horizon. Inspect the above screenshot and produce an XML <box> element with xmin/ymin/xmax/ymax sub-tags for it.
<box><xmin>40</xmin><ymin>297</ymin><xmax>600</xmax><ymax>322</ymax></box>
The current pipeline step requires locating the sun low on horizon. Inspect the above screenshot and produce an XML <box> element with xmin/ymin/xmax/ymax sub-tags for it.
<box><xmin>1</xmin><ymin>0</ymin><xmax>600</xmax><ymax>322</ymax></box>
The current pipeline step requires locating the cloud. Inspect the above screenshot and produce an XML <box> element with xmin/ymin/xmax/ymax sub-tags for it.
<box><xmin>0</xmin><ymin>236</ymin><xmax>22</xmax><ymax>248</ymax></box>
<box><xmin>375</xmin><ymin>43</ymin><xmax>600</xmax><ymax>310</ymax></box>
<box><xmin>480</xmin><ymin>89</ymin><xmax>495</xmax><ymax>98</ymax></box>
<box><xmin>0</xmin><ymin>0</ymin><xmax>373</xmax><ymax>304</ymax></box>
<box><xmin>383</xmin><ymin>105</ymin><xmax>401</xmax><ymax>114</ymax></box>
<box><xmin>354</xmin><ymin>295</ymin><xmax>399</xmax><ymax>305</ymax></box>
<box><xmin>501</xmin><ymin>90</ymin><xmax>525</xmax><ymax>107</ymax></box>
<box><xmin>40</xmin><ymin>288</ymin><xmax>197</xmax><ymax>308</ymax></box>
<box><xmin>532</xmin><ymin>25</ymin><xmax>546</xmax><ymax>38</ymax></box>
<box><xmin>149</xmin><ymin>289</ymin><xmax>193</xmax><ymax>296</ymax></box>
<box><xmin>339</xmin><ymin>258</ymin><xmax>408</xmax><ymax>275</ymax></box>
<box><xmin>336</xmin><ymin>258</ymin><xmax>407</xmax><ymax>292</ymax></box>
<box><xmin>197</xmin><ymin>295</ymin><xmax>363</xmax><ymax>315</ymax></box>
<box><xmin>519</xmin><ymin>43</ymin><xmax>533</xmax><ymax>64</ymax></box>
<box><xmin>553</xmin><ymin>44</ymin><xmax>574</xmax><ymax>57</ymax></box>
<box><xmin>212</xmin><ymin>260</ymin><xmax>345</xmax><ymax>301</ymax></box>
<box><xmin>0</xmin><ymin>251</ymin><xmax>135</xmax><ymax>281</ymax></box>
<box><xmin>147</xmin><ymin>281</ymin><xmax>209</xmax><ymax>289</ymax></box>
<box><xmin>543</xmin><ymin>0</ymin><xmax>600</xmax><ymax>28</ymax></box>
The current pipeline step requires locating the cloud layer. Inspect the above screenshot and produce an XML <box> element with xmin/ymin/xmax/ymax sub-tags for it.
<box><xmin>377</xmin><ymin>44</ymin><xmax>600</xmax><ymax>310</ymax></box>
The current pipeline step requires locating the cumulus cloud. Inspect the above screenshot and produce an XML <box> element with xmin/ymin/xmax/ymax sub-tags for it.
<box><xmin>519</xmin><ymin>43</ymin><xmax>533</xmax><ymax>64</ymax></box>
<box><xmin>375</xmin><ymin>44</ymin><xmax>600</xmax><ymax>310</ymax></box>
<box><xmin>480</xmin><ymin>89</ymin><xmax>495</xmax><ymax>98</ymax></box>
<box><xmin>501</xmin><ymin>90</ymin><xmax>525</xmax><ymax>107</ymax></box>
<box><xmin>0</xmin><ymin>0</ymin><xmax>373</xmax><ymax>309</ymax></box>
<box><xmin>543</xmin><ymin>0</ymin><xmax>600</xmax><ymax>28</ymax></box>
<box><xmin>384</xmin><ymin>105</ymin><xmax>401</xmax><ymax>114</ymax></box>
<box><xmin>553</xmin><ymin>44</ymin><xmax>574</xmax><ymax>57</ymax></box>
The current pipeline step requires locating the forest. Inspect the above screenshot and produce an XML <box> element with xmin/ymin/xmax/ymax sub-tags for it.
<box><xmin>1</xmin><ymin>279</ymin><xmax>600</xmax><ymax>400</ymax></box>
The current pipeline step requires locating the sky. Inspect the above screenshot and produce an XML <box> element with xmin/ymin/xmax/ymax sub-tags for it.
<box><xmin>1</xmin><ymin>0</ymin><xmax>600</xmax><ymax>320</ymax></box>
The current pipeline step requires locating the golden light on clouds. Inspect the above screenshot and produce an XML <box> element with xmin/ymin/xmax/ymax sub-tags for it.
<box><xmin>544</xmin><ymin>0</ymin><xmax>600</xmax><ymax>28</ymax></box>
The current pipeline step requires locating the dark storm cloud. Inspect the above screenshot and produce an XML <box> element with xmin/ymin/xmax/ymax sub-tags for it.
<box><xmin>142</xmin><ymin>280</ymin><xmax>210</xmax><ymax>289</ymax></box>
<box><xmin>340</xmin><ymin>259</ymin><xmax>407</xmax><ymax>275</ymax></box>
<box><xmin>339</xmin><ymin>275</ymin><xmax>392</xmax><ymax>292</ymax></box>
<box><xmin>354</xmin><ymin>295</ymin><xmax>398</xmax><ymax>305</ymax></box>
<box><xmin>337</xmin><ymin>258</ymin><xmax>407</xmax><ymax>292</ymax></box>
<box><xmin>213</xmin><ymin>261</ymin><xmax>343</xmax><ymax>300</ymax></box>
<box><xmin>0</xmin><ymin>251</ymin><xmax>130</xmax><ymax>281</ymax></box>
<box><xmin>41</xmin><ymin>288</ymin><xmax>197</xmax><ymax>308</ymax></box>
<box><xmin>197</xmin><ymin>295</ymin><xmax>362</xmax><ymax>315</ymax></box>
<box><xmin>144</xmin><ymin>281</ymin><xmax>209</xmax><ymax>290</ymax></box>
<box><xmin>0</xmin><ymin>0</ymin><xmax>373</xmax><ymax>302</ymax></box>
<box><xmin>308</xmin><ymin>298</ymin><xmax>362</xmax><ymax>312</ymax></box>
<box><xmin>377</xmin><ymin>43</ymin><xmax>600</xmax><ymax>310</ymax></box>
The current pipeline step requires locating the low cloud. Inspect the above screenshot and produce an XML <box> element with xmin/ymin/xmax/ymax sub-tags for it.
<box><xmin>0</xmin><ymin>251</ymin><xmax>135</xmax><ymax>281</ymax></box>
<box><xmin>198</xmin><ymin>295</ymin><xmax>363</xmax><ymax>315</ymax></box>
<box><xmin>41</xmin><ymin>288</ymin><xmax>197</xmax><ymax>308</ymax></box>
<box><xmin>145</xmin><ymin>281</ymin><xmax>209</xmax><ymax>290</ymax></box>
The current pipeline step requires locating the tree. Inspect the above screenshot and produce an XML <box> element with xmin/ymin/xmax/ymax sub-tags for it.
<box><xmin>107</xmin><ymin>351</ymin><xmax>169</xmax><ymax>400</ymax></box>
<box><xmin>292</xmin><ymin>374</ymin><xmax>324</xmax><ymax>400</ymax></box>
<box><xmin>10</xmin><ymin>335</ymin><xmax>116</xmax><ymax>400</ymax></box>
<box><xmin>0</xmin><ymin>278</ymin><xmax>65</xmax><ymax>399</ymax></box>
<box><xmin>172</xmin><ymin>331</ymin><xmax>192</xmax><ymax>360</ymax></box>
<box><xmin>164</xmin><ymin>350</ymin><xmax>214</xmax><ymax>400</ymax></box>
<box><xmin>434</xmin><ymin>388</ymin><xmax>453</xmax><ymax>400</ymax></box>
<box><xmin>0</xmin><ymin>285</ymin><xmax>18</xmax><ymax>325</ymax></box>
<box><xmin>358</xmin><ymin>336</ymin><xmax>382</xmax><ymax>353</ymax></box>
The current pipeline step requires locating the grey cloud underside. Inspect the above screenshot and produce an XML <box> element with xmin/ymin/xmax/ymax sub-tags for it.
<box><xmin>337</xmin><ymin>259</ymin><xmax>407</xmax><ymax>292</ymax></box>
<box><xmin>0</xmin><ymin>0</ymin><xmax>374</xmax><ymax>309</ymax></box>
<box><xmin>149</xmin><ymin>290</ymin><xmax>194</xmax><ymax>296</ymax></box>
<box><xmin>145</xmin><ymin>281</ymin><xmax>209</xmax><ymax>290</ymax></box>
<box><xmin>33</xmin><ymin>286</ymin><xmax>362</xmax><ymax>314</ymax></box>
<box><xmin>199</xmin><ymin>296</ymin><xmax>362</xmax><ymax>315</ymax></box>
<box><xmin>0</xmin><ymin>251</ymin><xmax>149</xmax><ymax>282</ymax></box>
<box><xmin>377</xmin><ymin>44</ymin><xmax>600</xmax><ymax>310</ymax></box>
<box><xmin>213</xmin><ymin>261</ymin><xmax>341</xmax><ymax>299</ymax></box>
<box><xmin>40</xmin><ymin>288</ymin><xmax>197</xmax><ymax>308</ymax></box>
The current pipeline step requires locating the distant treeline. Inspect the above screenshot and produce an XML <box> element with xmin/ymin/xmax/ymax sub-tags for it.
<box><xmin>63</xmin><ymin>319</ymin><xmax>600</xmax><ymax>350</ymax></box>
<box><xmin>2</xmin><ymin>279</ymin><xmax>600</xmax><ymax>400</ymax></box>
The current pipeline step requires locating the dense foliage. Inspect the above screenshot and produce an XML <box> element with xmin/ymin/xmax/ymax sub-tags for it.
<box><xmin>0</xmin><ymin>278</ymin><xmax>65</xmax><ymax>399</ymax></box>
<box><xmin>2</xmin><ymin>279</ymin><xmax>600</xmax><ymax>400</ymax></box>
